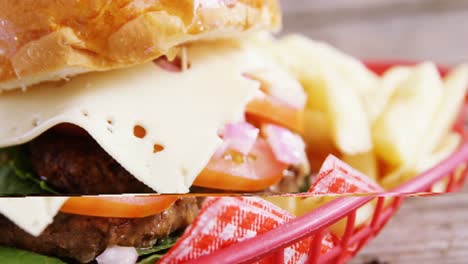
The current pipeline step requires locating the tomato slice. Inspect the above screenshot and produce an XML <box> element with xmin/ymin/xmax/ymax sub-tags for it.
<box><xmin>246</xmin><ymin>95</ymin><xmax>304</xmax><ymax>133</ymax></box>
<box><xmin>193</xmin><ymin>139</ymin><xmax>288</xmax><ymax>191</ymax></box>
<box><xmin>60</xmin><ymin>196</ymin><xmax>178</xmax><ymax>218</ymax></box>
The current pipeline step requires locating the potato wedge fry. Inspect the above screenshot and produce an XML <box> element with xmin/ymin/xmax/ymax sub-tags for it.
<box><xmin>329</xmin><ymin>201</ymin><xmax>376</xmax><ymax>237</ymax></box>
<box><xmin>257</xmin><ymin>34</ymin><xmax>376</xmax><ymax>154</ymax></box>
<box><xmin>323</xmin><ymin>67</ymin><xmax>373</xmax><ymax>154</ymax></box>
<box><xmin>303</xmin><ymin>110</ymin><xmax>335</xmax><ymax>154</ymax></box>
<box><xmin>380</xmin><ymin>165</ymin><xmax>417</xmax><ymax>190</ymax></box>
<box><xmin>263</xmin><ymin>196</ymin><xmax>331</xmax><ymax>217</ymax></box>
<box><xmin>419</xmin><ymin>132</ymin><xmax>462</xmax><ymax>173</ymax></box>
<box><xmin>364</xmin><ymin>66</ymin><xmax>412</xmax><ymax>123</ymax></box>
<box><xmin>273</xmin><ymin>35</ymin><xmax>379</xmax><ymax>97</ymax></box>
<box><xmin>428</xmin><ymin>134</ymin><xmax>464</xmax><ymax>193</ymax></box>
<box><xmin>382</xmin><ymin>133</ymin><xmax>461</xmax><ymax>189</ymax></box>
<box><xmin>266</xmin><ymin>34</ymin><xmax>378</xmax><ymax>111</ymax></box>
<box><xmin>419</xmin><ymin>65</ymin><xmax>468</xmax><ymax>159</ymax></box>
<box><xmin>342</xmin><ymin>151</ymin><xmax>378</xmax><ymax>181</ymax></box>
<box><xmin>373</xmin><ymin>63</ymin><xmax>444</xmax><ymax>166</ymax></box>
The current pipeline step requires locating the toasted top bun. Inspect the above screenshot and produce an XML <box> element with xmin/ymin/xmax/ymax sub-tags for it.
<box><xmin>0</xmin><ymin>0</ymin><xmax>281</xmax><ymax>91</ymax></box>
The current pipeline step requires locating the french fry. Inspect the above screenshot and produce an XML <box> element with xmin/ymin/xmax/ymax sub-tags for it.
<box><xmin>323</xmin><ymin>67</ymin><xmax>372</xmax><ymax>154</ymax></box>
<box><xmin>255</xmin><ymin>34</ymin><xmax>376</xmax><ymax>154</ymax></box>
<box><xmin>380</xmin><ymin>165</ymin><xmax>417</xmax><ymax>190</ymax></box>
<box><xmin>303</xmin><ymin>110</ymin><xmax>335</xmax><ymax>153</ymax></box>
<box><xmin>373</xmin><ymin>63</ymin><xmax>444</xmax><ymax>166</ymax></box>
<box><xmin>419</xmin><ymin>132</ymin><xmax>462</xmax><ymax>173</ymax></box>
<box><xmin>329</xmin><ymin>201</ymin><xmax>376</xmax><ymax>237</ymax></box>
<box><xmin>272</xmin><ymin>35</ymin><xmax>379</xmax><ymax>97</ymax></box>
<box><xmin>263</xmin><ymin>197</ymin><xmax>302</xmax><ymax>216</ymax></box>
<box><xmin>381</xmin><ymin>133</ymin><xmax>462</xmax><ymax>189</ymax></box>
<box><xmin>424</xmin><ymin>133</ymin><xmax>463</xmax><ymax>192</ymax></box>
<box><xmin>253</xmin><ymin>33</ymin><xmax>466</xmax><ymax>191</ymax></box>
<box><xmin>342</xmin><ymin>151</ymin><xmax>378</xmax><ymax>181</ymax></box>
<box><xmin>380</xmin><ymin>65</ymin><xmax>467</xmax><ymax>187</ymax></box>
<box><xmin>363</xmin><ymin>66</ymin><xmax>412</xmax><ymax>123</ymax></box>
<box><xmin>418</xmin><ymin>65</ymin><xmax>468</xmax><ymax>159</ymax></box>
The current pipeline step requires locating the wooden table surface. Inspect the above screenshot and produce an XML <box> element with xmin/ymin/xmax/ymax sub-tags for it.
<box><xmin>281</xmin><ymin>1</ymin><xmax>468</xmax><ymax>263</ymax></box>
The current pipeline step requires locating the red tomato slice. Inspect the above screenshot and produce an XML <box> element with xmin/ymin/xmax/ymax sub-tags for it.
<box><xmin>246</xmin><ymin>95</ymin><xmax>304</xmax><ymax>134</ymax></box>
<box><xmin>193</xmin><ymin>139</ymin><xmax>288</xmax><ymax>191</ymax></box>
<box><xmin>60</xmin><ymin>196</ymin><xmax>178</xmax><ymax>218</ymax></box>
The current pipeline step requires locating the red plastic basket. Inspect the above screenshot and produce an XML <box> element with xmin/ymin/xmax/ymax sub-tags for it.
<box><xmin>186</xmin><ymin>62</ymin><xmax>468</xmax><ymax>264</ymax></box>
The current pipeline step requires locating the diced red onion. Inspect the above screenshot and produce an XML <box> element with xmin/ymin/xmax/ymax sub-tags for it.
<box><xmin>96</xmin><ymin>246</ymin><xmax>138</xmax><ymax>264</ymax></box>
<box><xmin>219</xmin><ymin>122</ymin><xmax>259</xmax><ymax>155</ymax></box>
<box><xmin>269</xmin><ymin>83</ymin><xmax>307</xmax><ymax>110</ymax></box>
<box><xmin>248</xmin><ymin>70</ymin><xmax>307</xmax><ymax>110</ymax></box>
<box><xmin>263</xmin><ymin>124</ymin><xmax>306</xmax><ymax>165</ymax></box>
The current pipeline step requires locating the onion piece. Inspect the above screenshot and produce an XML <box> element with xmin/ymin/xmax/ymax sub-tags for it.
<box><xmin>246</xmin><ymin>69</ymin><xmax>307</xmax><ymax>110</ymax></box>
<box><xmin>96</xmin><ymin>246</ymin><xmax>138</xmax><ymax>264</ymax></box>
<box><xmin>263</xmin><ymin>124</ymin><xmax>306</xmax><ymax>165</ymax></box>
<box><xmin>219</xmin><ymin>122</ymin><xmax>260</xmax><ymax>155</ymax></box>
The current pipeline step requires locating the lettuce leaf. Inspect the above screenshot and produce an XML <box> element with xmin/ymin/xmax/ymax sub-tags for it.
<box><xmin>0</xmin><ymin>247</ymin><xmax>66</xmax><ymax>264</ymax></box>
<box><xmin>0</xmin><ymin>232</ymin><xmax>180</xmax><ymax>264</ymax></box>
<box><xmin>137</xmin><ymin>232</ymin><xmax>181</xmax><ymax>264</ymax></box>
<box><xmin>137</xmin><ymin>254</ymin><xmax>164</xmax><ymax>264</ymax></box>
<box><xmin>0</xmin><ymin>147</ymin><xmax>57</xmax><ymax>195</ymax></box>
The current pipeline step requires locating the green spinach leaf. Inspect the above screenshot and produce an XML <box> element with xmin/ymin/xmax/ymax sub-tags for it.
<box><xmin>0</xmin><ymin>147</ymin><xmax>57</xmax><ymax>195</ymax></box>
<box><xmin>0</xmin><ymin>247</ymin><xmax>66</xmax><ymax>264</ymax></box>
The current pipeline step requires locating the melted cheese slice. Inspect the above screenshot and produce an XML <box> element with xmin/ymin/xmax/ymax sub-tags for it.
<box><xmin>0</xmin><ymin>42</ymin><xmax>263</xmax><ymax>193</ymax></box>
<box><xmin>0</xmin><ymin>197</ymin><xmax>67</xmax><ymax>236</ymax></box>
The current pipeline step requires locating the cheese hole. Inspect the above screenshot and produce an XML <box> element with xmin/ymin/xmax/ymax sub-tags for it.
<box><xmin>107</xmin><ymin>118</ymin><xmax>114</xmax><ymax>125</ymax></box>
<box><xmin>153</xmin><ymin>144</ymin><xmax>165</xmax><ymax>153</ymax></box>
<box><xmin>133</xmin><ymin>125</ymin><xmax>147</xmax><ymax>139</ymax></box>
<box><xmin>81</xmin><ymin>109</ymin><xmax>89</xmax><ymax>117</ymax></box>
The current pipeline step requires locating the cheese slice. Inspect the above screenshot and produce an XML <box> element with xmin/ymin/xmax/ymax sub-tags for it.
<box><xmin>0</xmin><ymin>197</ymin><xmax>67</xmax><ymax>236</ymax></box>
<box><xmin>0</xmin><ymin>41</ymin><xmax>267</xmax><ymax>193</ymax></box>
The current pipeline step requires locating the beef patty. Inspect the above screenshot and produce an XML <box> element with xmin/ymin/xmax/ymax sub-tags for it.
<box><xmin>28</xmin><ymin>130</ymin><xmax>153</xmax><ymax>194</ymax></box>
<box><xmin>28</xmin><ymin>128</ymin><xmax>308</xmax><ymax>194</ymax></box>
<box><xmin>0</xmin><ymin>198</ymin><xmax>199</xmax><ymax>263</ymax></box>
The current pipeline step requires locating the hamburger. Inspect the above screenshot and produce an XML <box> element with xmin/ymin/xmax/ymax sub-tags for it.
<box><xmin>0</xmin><ymin>0</ymin><xmax>310</xmax><ymax>195</ymax></box>
<box><xmin>0</xmin><ymin>1</ymin><xmax>311</xmax><ymax>263</ymax></box>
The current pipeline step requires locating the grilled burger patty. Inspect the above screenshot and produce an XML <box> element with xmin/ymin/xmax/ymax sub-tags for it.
<box><xmin>0</xmin><ymin>198</ymin><xmax>199</xmax><ymax>263</ymax></box>
<box><xmin>28</xmin><ymin>130</ymin><xmax>153</xmax><ymax>194</ymax></box>
<box><xmin>28</xmin><ymin>129</ymin><xmax>308</xmax><ymax>194</ymax></box>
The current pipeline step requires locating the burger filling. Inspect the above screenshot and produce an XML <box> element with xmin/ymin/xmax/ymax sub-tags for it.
<box><xmin>0</xmin><ymin>198</ymin><xmax>200</xmax><ymax>263</ymax></box>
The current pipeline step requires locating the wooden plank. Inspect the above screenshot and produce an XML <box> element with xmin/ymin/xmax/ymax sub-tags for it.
<box><xmin>281</xmin><ymin>0</ymin><xmax>468</xmax><ymax>64</ymax></box>
<box><xmin>350</xmin><ymin>190</ymin><xmax>468</xmax><ymax>264</ymax></box>
<box><xmin>281</xmin><ymin>0</ymin><xmax>468</xmax><ymax>14</ymax></box>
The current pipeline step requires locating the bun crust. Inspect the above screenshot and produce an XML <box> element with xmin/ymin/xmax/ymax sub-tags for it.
<box><xmin>0</xmin><ymin>0</ymin><xmax>281</xmax><ymax>91</ymax></box>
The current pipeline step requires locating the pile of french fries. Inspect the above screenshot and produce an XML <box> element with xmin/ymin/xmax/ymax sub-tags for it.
<box><xmin>257</xmin><ymin>34</ymin><xmax>468</xmax><ymax>190</ymax></box>
<box><xmin>256</xmin><ymin>34</ymin><xmax>468</xmax><ymax>235</ymax></box>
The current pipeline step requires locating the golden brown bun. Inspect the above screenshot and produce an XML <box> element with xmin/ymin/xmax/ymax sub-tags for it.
<box><xmin>0</xmin><ymin>0</ymin><xmax>281</xmax><ymax>91</ymax></box>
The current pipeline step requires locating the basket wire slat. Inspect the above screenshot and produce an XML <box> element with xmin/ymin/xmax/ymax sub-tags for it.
<box><xmin>186</xmin><ymin>63</ymin><xmax>468</xmax><ymax>264</ymax></box>
<box><xmin>308</xmin><ymin>229</ymin><xmax>326</xmax><ymax>264</ymax></box>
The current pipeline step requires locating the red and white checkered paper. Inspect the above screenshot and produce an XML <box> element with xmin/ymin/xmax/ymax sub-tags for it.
<box><xmin>309</xmin><ymin>155</ymin><xmax>384</xmax><ymax>194</ymax></box>
<box><xmin>160</xmin><ymin>155</ymin><xmax>378</xmax><ymax>263</ymax></box>
<box><xmin>160</xmin><ymin>197</ymin><xmax>315</xmax><ymax>264</ymax></box>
